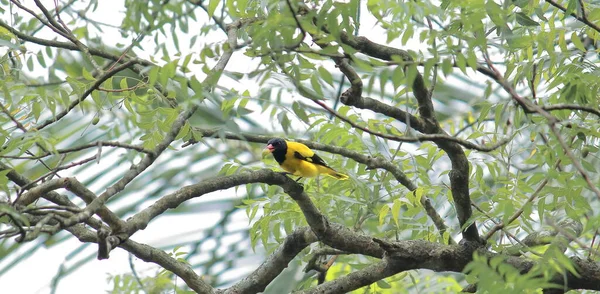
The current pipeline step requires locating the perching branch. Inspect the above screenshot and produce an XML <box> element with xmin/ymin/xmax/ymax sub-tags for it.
<box><xmin>184</xmin><ymin>128</ymin><xmax>451</xmax><ymax>241</ymax></box>
<box><xmin>5</xmin><ymin>163</ymin><xmax>600</xmax><ymax>292</ymax></box>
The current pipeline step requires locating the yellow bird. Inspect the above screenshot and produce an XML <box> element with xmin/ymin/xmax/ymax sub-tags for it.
<box><xmin>264</xmin><ymin>138</ymin><xmax>349</xmax><ymax>180</ymax></box>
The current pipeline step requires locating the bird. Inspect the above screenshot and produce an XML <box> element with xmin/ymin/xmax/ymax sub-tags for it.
<box><xmin>264</xmin><ymin>138</ymin><xmax>349</xmax><ymax>180</ymax></box>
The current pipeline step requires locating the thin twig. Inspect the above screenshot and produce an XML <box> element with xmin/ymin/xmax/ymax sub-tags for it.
<box><xmin>546</xmin><ymin>218</ymin><xmax>600</xmax><ymax>257</ymax></box>
<box><xmin>542</xmin><ymin>104</ymin><xmax>600</xmax><ymax>118</ymax></box>
<box><xmin>471</xmin><ymin>202</ymin><xmax>542</xmax><ymax>257</ymax></box>
<box><xmin>484</xmin><ymin>160</ymin><xmax>556</xmax><ymax>240</ymax></box>
<box><xmin>482</xmin><ymin>52</ymin><xmax>600</xmax><ymax>200</ymax></box>
<box><xmin>0</xmin><ymin>141</ymin><xmax>152</xmax><ymax>159</ymax></box>
<box><xmin>21</xmin><ymin>155</ymin><xmax>98</xmax><ymax>191</ymax></box>
<box><xmin>34</xmin><ymin>59</ymin><xmax>138</xmax><ymax>130</ymax></box>
<box><xmin>311</xmin><ymin>99</ymin><xmax>510</xmax><ymax>152</ymax></box>
<box><xmin>9</xmin><ymin>0</ymin><xmax>71</xmax><ymax>40</ymax></box>
<box><xmin>546</xmin><ymin>0</ymin><xmax>600</xmax><ymax>33</ymax></box>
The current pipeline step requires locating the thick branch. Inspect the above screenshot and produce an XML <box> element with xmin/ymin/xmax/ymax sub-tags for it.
<box><xmin>339</xmin><ymin>34</ymin><xmax>481</xmax><ymax>242</ymax></box>
<box><xmin>299</xmin><ymin>236</ymin><xmax>600</xmax><ymax>293</ymax></box>
<box><xmin>125</xmin><ymin>169</ymin><xmax>383</xmax><ymax>257</ymax></box>
<box><xmin>296</xmin><ymin>259</ymin><xmax>396</xmax><ymax>294</ymax></box>
<box><xmin>7</xmin><ymin>165</ymin><xmax>600</xmax><ymax>293</ymax></box>
<box><xmin>65</xmin><ymin>223</ymin><xmax>215</xmax><ymax>293</ymax></box>
<box><xmin>339</xmin><ymin>33</ymin><xmax>435</xmax><ymax>121</ymax></box>
<box><xmin>224</xmin><ymin>227</ymin><xmax>317</xmax><ymax>294</ymax></box>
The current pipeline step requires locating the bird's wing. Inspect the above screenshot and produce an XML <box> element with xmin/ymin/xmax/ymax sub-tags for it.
<box><xmin>293</xmin><ymin>151</ymin><xmax>330</xmax><ymax>167</ymax></box>
<box><xmin>288</xmin><ymin>141</ymin><xmax>331</xmax><ymax>168</ymax></box>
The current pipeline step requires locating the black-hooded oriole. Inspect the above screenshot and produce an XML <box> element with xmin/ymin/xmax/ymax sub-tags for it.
<box><xmin>264</xmin><ymin>138</ymin><xmax>348</xmax><ymax>180</ymax></box>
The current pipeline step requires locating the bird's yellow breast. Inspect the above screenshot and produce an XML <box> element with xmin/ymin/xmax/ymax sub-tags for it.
<box><xmin>280</xmin><ymin>149</ymin><xmax>320</xmax><ymax>177</ymax></box>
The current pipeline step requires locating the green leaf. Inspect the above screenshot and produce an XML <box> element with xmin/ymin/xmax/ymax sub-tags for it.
<box><xmin>512</xmin><ymin>0</ymin><xmax>529</xmax><ymax>8</ymax></box>
<box><xmin>310</xmin><ymin>74</ymin><xmax>323</xmax><ymax>97</ymax></box>
<box><xmin>564</xmin><ymin>0</ymin><xmax>578</xmax><ymax>19</ymax></box>
<box><xmin>376</xmin><ymin>279</ymin><xmax>391</xmax><ymax>289</ymax></box>
<box><xmin>486</xmin><ymin>0</ymin><xmax>506</xmax><ymax>27</ymax></box>
<box><xmin>442</xmin><ymin>58</ymin><xmax>453</xmax><ymax>76</ymax></box>
<box><xmin>208</xmin><ymin>0</ymin><xmax>220</xmax><ymax>18</ymax></box>
<box><xmin>36</xmin><ymin>52</ymin><xmax>46</xmax><ymax>68</ymax></box>
<box><xmin>391</xmin><ymin>199</ymin><xmax>401</xmax><ymax>227</ymax></box>
<box><xmin>570</xmin><ymin>32</ymin><xmax>585</xmax><ymax>51</ymax></box>
<box><xmin>515</xmin><ymin>12</ymin><xmax>539</xmax><ymax>27</ymax></box>
<box><xmin>317</xmin><ymin>66</ymin><xmax>334</xmax><ymax>86</ymax></box>
<box><xmin>401</xmin><ymin>25</ymin><xmax>413</xmax><ymax>45</ymax></box>
<box><xmin>26</xmin><ymin>56</ymin><xmax>34</xmax><ymax>71</ymax></box>
<box><xmin>455</xmin><ymin>53</ymin><xmax>467</xmax><ymax>74</ymax></box>
<box><xmin>291</xmin><ymin>102</ymin><xmax>309</xmax><ymax>123</ymax></box>
<box><xmin>379</xmin><ymin>204</ymin><xmax>390</xmax><ymax>225</ymax></box>
<box><xmin>148</xmin><ymin>66</ymin><xmax>159</xmax><ymax>87</ymax></box>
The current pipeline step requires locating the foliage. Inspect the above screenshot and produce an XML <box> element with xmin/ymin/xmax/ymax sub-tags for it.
<box><xmin>0</xmin><ymin>0</ymin><xmax>599</xmax><ymax>293</ymax></box>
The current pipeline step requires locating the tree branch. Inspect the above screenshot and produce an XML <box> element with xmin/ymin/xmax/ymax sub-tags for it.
<box><xmin>58</xmin><ymin>104</ymin><xmax>196</xmax><ymax>229</ymax></box>
<box><xmin>310</xmin><ymin>98</ymin><xmax>510</xmax><ymax>152</ymax></box>
<box><xmin>298</xmin><ymin>236</ymin><xmax>600</xmax><ymax>293</ymax></box>
<box><xmin>296</xmin><ymin>259</ymin><xmax>396</xmax><ymax>294</ymax></box>
<box><xmin>0</xmin><ymin>19</ymin><xmax>137</xmax><ymax>64</ymax></box>
<box><xmin>224</xmin><ymin>227</ymin><xmax>317</xmax><ymax>294</ymax></box>
<box><xmin>6</xmin><ymin>165</ymin><xmax>600</xmax><ymax>292</ymax></box>
<box><xmin>0</xmin><ymin>141</ymin><xmax>153</xmax><ymax>160</ymax></box>
<box><xmin>64</xmin><ymin>222</ymin><xmax>216</xmax><ymax>293</ymax></box>
<box><xmin>339</xmin><ymin>33</ymin><xmax>435</xmax><ymax>121</ymax></box>
<box><xmin>337</xmin><ymin>33</ymin><xmax>481</xmax><ymax>242</ymax></box>
<box><xmin>546</xmin><ymin>0</ymin><xmax>600</xmax><ymax>33</ymax></box>
<box><xmin>542</xmin><ymin>104</ymin><xmax>600</xmax><ymax>118</ymax></box>
<box><xmin>34</xmin><ymin>59</ymin><xmax>138</xmax><ymax>130</ymax></box>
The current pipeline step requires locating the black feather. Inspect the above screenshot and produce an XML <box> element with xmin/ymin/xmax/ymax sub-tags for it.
<box><xmin>294</xmin><ymin>151</ymin><xmax>330</xmax><ymax>168</ymax></box>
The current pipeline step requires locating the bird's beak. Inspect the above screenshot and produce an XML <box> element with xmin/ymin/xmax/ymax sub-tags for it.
<box><xmin>262</xmin><ymin>144</ymin><xmax>274</xmax><ymax>157</ymax></box>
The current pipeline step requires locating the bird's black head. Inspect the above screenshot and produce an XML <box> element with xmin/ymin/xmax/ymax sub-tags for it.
<box><xmin>266</xmin><ymin>138</ymin><xmax>287</xmax><ymax>164</ymax></box>
<box><xmin>266</xmin><ymin>138</ymin><xmax>287</xmax><ymax>152</ymax></box>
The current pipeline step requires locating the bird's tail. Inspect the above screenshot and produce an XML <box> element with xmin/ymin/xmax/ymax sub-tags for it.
<box><xmin>318</xmin><ymin>165</ymin><xmax>349</xmax><ymax>180</ymax></box>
